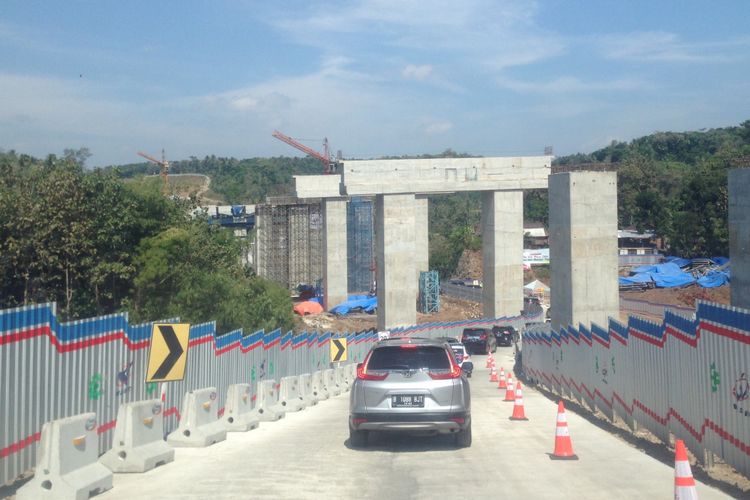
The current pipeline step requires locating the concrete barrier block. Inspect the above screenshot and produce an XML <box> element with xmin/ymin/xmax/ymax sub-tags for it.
<box><xmin>298</xmin><ymin>373</ymin><xmax>319</xmax><ymax>406</ymax></box>
<box><xmin>99</xmin><ymin>400</ymin><xmax>174</xmax><ymax>473</ymax></box>
<box><xmin>323</xmin><ymin>369</ymin><xmax>342</xmax><ymax>397</ymax></box>
<box><xmin>335</xmin><ymin>364</ymin><xmax>351</xmax><ymax>392</ymax></box>
<box><xmin>221</xmin><ymin>384</ymin><xmax>260</xmax><ymax>432</ymax></box>
<box><xmin>348</xmin><ymin>363</ymin><xmax>358</xmax><ymax>381</ymax></box>
<box><xmin>310</xmin><ymin>371</ymin><xmax>329</xmax><ymax>401</ymax></box>
<box><xmin>278</xmin><ymin>376</ymin><xmax>306</xmax><ymax>412</ymax></box>
<box><xmin>166</xmin><ymin>387</ymin><xmax>227</xmax><ymax>447</ymax></box>
<box><xmin>251</xmin><ymin>380</ymin><xmax>286</xmax><ymax>421</ymax></box>
<box><xmin>16</xmin><ymin>413</ymin><xmax>113</xmax><ymax>500</ymax></box>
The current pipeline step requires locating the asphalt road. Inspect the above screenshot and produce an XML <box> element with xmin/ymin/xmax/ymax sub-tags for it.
<box><xmin>100</xmin><ymin>348</ymin><xmax>729</xmax><ymax>499</ymax></box>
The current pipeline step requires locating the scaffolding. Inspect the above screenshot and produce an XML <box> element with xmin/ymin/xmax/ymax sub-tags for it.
<box><xmin>255</xmin><ymin>197</ymin><xmax>323</xmax><ymax>292</ymax></box>
<box><xmin>419</xmin><ymin>271</ymin><xmax>440</xmax><ymax>313</ymax></box>
<box><xmin>347</xmin><ymin>197</ymin><xmax>375</xmax><ymax>294</ymax></box>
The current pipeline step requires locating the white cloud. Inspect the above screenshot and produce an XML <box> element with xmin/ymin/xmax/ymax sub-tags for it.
<box><xmin>270</xmin><ymin>0</ymin><xmax>564</xmax><ymax>72</ymax></box>
<box><xmin>498</xmin><ymin>76</ymin><xmax>648</xmax><ymax>94</ymax></box>
<box><xmin>402</xmin><ymin>64</ymin><xmax>433</xmax><ymax>80</ymax></box>
<box><xmin>425</xmin><ymin>121</ymin><xmax>453</xmax><ymax>134</ymax></box>
<box><xmin>596</xmin><ymin>31</ymin><xmax>750</xmax><ymax>63</ymax></box>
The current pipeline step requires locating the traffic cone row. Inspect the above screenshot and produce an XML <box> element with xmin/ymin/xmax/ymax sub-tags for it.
<box><xmin>509</xmin><ymin>381</ymin><xmax>528</xmax><ymax>420</ymax></box>
<box><xmin>503</xmin><ymin>374</ymin><xmax>515</xmax><ymax>401</ymax></box>
<box><xmin>550</xmin><ymin>401</ymin><xmax>578</xmax><ymax>460</ymax></box>
<box><xmin>494</xmin><ymin>363</ymin><xmax>703</xmax><ymax>495</ymax></box>
<box><xmin>498</xmin><ymin>367</ymin><xmax>507</xmax><ymax>389</ymax></box>
<box><xmin>489</xmin><ymin>365</ymin><xmax>498</xmax><ymax>382</ymax></box>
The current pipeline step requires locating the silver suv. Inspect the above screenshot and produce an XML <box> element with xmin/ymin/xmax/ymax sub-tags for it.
<box><xmin>349</xmin><ymin>337</ymin><xmax>473</xmax><ymax>448</ymax></box>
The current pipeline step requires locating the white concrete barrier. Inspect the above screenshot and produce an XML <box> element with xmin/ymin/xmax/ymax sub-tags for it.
<box><xmin>17</xmin><ymin>413</ymin><xmax>113</xmax><ymax>500</ymax></box>
<box><xmin>99</xmin><ymin>400</ymin><xmax>174</xmax><ymax>473</ymax></box>
<box><xmin>323</xmin><ymin>369</ymin><xmax>342</xmax><ymax>397</ymax></box>
<box><xmin>166</xmin><ymin>388</ymin><xmax>227</xmax><ymax>447</ymax></box>
<box><xmin>221</xmin><ymin>384</ymin><xmax>260</xmax><ymax>432</ymax></box>
<box><xmin>278</xmin><ymin>376</ymin><xmax>306</xmax><ymax>412</ymax></box>
<box><xmin>349</xmin><ymin>363</ymin><xmax>358</xmax><ymax>382</ymax></box>
<box><xmin>335</xmin><ymin>364</ymin><xmax>350</xmax><ymax>392</ymax></box>
<box><xmin>298</xmin><ymin>373</ymin><xmax>319</xmax><ymax>406</ymax></box>
<box><xmin>251</xmin><ymin>380</ymin><xmax>286</xmax><ymax>421</ymax></box>
<box><xmin>310</xmin><ymin>370</ymin><xmax>329</xmax><ymax>401</ymax></box>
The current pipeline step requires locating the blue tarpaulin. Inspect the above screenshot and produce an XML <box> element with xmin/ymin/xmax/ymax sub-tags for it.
<box><xmin>696</xmin><ymin>271</ymin><xmax>730</xmax><ymax>288</ymax></box>
<box><xmin>330</xmin><ymin>295</ymin><xmax>377</xmax><ymax>315</ymax></box>
<box><xmin>664</xmin><ymin>256</ymin><xmax>692</xmax><ymax>268</ymax></box>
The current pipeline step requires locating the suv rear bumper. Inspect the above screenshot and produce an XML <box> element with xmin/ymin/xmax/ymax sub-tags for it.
<box><xmin>350</xmin><ymin>412</ymin><xmax>470</xmax><ymax>433</ymax></box>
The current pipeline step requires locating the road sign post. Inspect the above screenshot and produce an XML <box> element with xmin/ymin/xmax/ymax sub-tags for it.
<box><xmin>330</xmin><ymin>338</ymin><xmax>347</xmax><ymax>363</ymax></box>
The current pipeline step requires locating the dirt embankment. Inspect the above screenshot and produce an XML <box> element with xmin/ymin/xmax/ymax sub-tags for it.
<box><xmin>295</xmin><ymin>295</ymin><xmax>483</xmax><ymax>333</ymax></box>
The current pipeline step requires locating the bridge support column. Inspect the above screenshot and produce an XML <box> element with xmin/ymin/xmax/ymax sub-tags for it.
<box><xmin>415</xmin><ymin>195</ymin><xmax>430</xmax><ymax>281</ymax></box>
<box><xmin>482</xmin><ymin>190</ymin><xmax>524</xmax><ymax>319</ymax></box>
<box><xmin>730</xmin><ymin>168</ymin><xmax>750</xmax><ymax>309</ymax></box>
<box><xmin>549</xmin><ymin>171</ymin><xmax>619</xmax><ymax>330</ymax></box>
<box><xmin>376</xmin><ymin>194</ymin><xmax>417</xmax><ymax>330</ymax></box>
<box><xmin>323</xmin><ymin>198</ymin><xmax>348</xmax><ymax>310</ymax></box>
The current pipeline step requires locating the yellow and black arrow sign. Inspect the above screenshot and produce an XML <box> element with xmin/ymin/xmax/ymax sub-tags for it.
<box><xmin>146</xmin><ymin>323</ymin><xmax>190</xmax><ymax>382</ymax></box>
<box><xmin>330</xmin><ymin>338</ymin><xmax>347</xmax><ymax>362</ymax></box>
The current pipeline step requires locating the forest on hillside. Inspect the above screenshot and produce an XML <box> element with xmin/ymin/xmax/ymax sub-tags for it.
<box><xmin>428</xmin><ymin>121</ymin><xmax>750</xmax><ymax>278</ymax></box>
<box><xmin>0</xmin><ymin>150</ymin><xmax>294</xmax><ymax>332</ymax></box>
<box><xmin>2</xmin><ymin>121</ymin><xmax>747</xmax><ymax>322</ymax></box>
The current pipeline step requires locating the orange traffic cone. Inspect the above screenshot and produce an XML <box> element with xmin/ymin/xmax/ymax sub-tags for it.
<box><xmin>498</xmin><ymin>367</ymin><xmax>507</xmax><ymax>389</ymax></box>
<box><xmin>509</xmin><ymin>381</ymin><xmax>528</xmax><ymax>421</ymax></box>
<box><xmin>486</xmin><ymin>352</ymin><xmax>494</xmax><ymax>368</ymax></box>
<box><xmin>503</xmin><ymin>374</ymin><xmax>515</xmax><ymax>401</ymax></box>
<box><xmin>489</xmin><ymin>366</ymin><xmax>498</xmax><ymax>382</ymax></box>
<box><xmin>674</xmin><ymin>439</ymin><xmax>698</xmax><ymax>499</ymax></box>
<box><xmin>550</xmin><ymin>400</ymin><xmax>578</xmax><ymax>460</ymax></box>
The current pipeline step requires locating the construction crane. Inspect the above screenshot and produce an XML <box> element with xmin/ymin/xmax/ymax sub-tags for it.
<box><xmin>272</xmin><ymin>130</ymin><xmax>339</xmax><ymax>174</ymax></box>
<box><xmin>137</xmin><ymin>149</ymin><xmax>169</xmax><ymax>194</ymax></box>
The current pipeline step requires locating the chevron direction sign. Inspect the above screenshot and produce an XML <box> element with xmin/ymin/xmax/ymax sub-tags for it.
<box><xmin>146</xmin><ymin>323</ymin><xmax>190</xmax><ymax>382</ymax></box>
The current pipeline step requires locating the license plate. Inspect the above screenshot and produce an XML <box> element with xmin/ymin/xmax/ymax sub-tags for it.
<box><xmin>391</xmin><ymin>394</ymin><xmax>425</xmax><ymax>408</ymax></box>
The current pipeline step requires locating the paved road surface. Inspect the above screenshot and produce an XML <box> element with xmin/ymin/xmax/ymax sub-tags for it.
<box><xmin>101</xmin><ymin>349</ymin><xmax>729</xmax><ymax>499</ymax></box>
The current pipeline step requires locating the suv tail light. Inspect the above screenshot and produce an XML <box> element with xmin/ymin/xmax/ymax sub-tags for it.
<box><xmin>428</xmin><ymin>350</ymin><xmax>462</xmax><ymax>380</ymax></box>
<box><xmin>356</xmin><ymin>352</ymin><xmax>389</xmax><ymax>381</ymax></box>
<box><xmin>479</xmin><ymin>332</ymin><xmax>487</xmax><ymax>340</ymax></box>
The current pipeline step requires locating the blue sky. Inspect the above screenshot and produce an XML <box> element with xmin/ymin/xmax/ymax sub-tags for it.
<box><xmin>1</xmin><ymin>0</ymin><xmax>749</xmax><ymax>167</ymax></box>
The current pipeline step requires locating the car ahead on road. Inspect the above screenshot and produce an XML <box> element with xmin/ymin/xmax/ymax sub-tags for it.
<box><xmin>492</xmin><ymin>325</ymin><xmax>518</xmax><ymax>347</ymax></box>
<box><xmin>349</xmin><ymin>338</ymin><xmax>473</xmax><ymax>448</ymax></box>
<box><xmin>435</xmin><ymin>337</ymin><xmax>473</xmax><ymax>378</ymax></box>
<box><xmin>461</xmin><ymin>327</ymin><xmax>496</xmax><ymax>354</ymax></box>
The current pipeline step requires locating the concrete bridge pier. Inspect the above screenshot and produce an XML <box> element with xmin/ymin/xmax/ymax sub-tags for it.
<box><xmin>549</xmin><ymin>171</ymin><xmax>619</xmax><ymax>330</ymax></box>
<box><xmin>376</xmin><ymin>194</ymin><xmax>417</xmax><ymax>330</ymax></box>
<box><xmin>482</xmin><ymin>190</ymin><xmax>524</xmax><ymax>318</ymax></box>
<box><xmin>415</xmin><ymin>195</ymin><xmax>430</xmax><ymax>281</ymax></box>
<box><xmin>323</xmin><ymin>198</ymin><xmax>348</xmax><ymax>310</ymax></box>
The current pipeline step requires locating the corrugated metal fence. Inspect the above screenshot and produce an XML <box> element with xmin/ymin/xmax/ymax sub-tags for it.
<box><xmin>0</xmin><ymin>302</ymin><xmax>533</xmax><ymax>485</ymax></box>
<box><xmin>522</xmin><ymin>300</ymin><xmax>750</xmax><ymax>478</ymax></box>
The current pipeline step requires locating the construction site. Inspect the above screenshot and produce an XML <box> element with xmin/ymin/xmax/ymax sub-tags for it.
<box><xmin>253</xmin><ymin>196</ymin><xmax>376</xmax><ymax>297</ymax></box>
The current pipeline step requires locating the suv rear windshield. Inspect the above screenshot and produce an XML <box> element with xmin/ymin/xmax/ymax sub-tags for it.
<box><xmin>367</xmin><ymin>346</ymin><xmax>451</xmax><ymax>371</ymax></box>
<box><xmin>462</xmin><ymin>329</ymin><xmax>486</xmax><ymax>338</ymax></box>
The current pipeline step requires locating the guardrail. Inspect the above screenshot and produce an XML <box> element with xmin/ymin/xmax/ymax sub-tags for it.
<box><xmin>0</xmin><ymin>302</ymin><xmax>539</xmax><ymax>485</ymax></box>
<box><xmin>522</xmin><ymin>301</ymin><xmax>750</xmax><ymax>479</ymax></box>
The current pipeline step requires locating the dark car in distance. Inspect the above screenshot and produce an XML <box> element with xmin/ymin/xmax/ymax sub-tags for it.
<box><xmin>492</xmin><ymin>325</ymin><xmax>518</xmax><ymax>346</ymax></box>
<box><xmin>461</xmin><ymin>328</ymin><xmax>496</xmax><ymax>354</ymax></box>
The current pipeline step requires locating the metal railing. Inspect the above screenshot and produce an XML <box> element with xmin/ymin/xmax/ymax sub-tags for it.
<box><xmin>0</xmin><ymin>302</ymin><xmax>537</xmax><ymax>485</ymax></box>
<box><xmin>522</xmin><ymin>301</ymin><xmax>750</xmax><ymax>479</ymax></box>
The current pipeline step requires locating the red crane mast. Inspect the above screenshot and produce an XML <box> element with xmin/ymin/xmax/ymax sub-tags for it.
<box><xmin>137</xmin><ymin>149</ymin><xmax>170</xmax><ymax>194</ymax></box>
